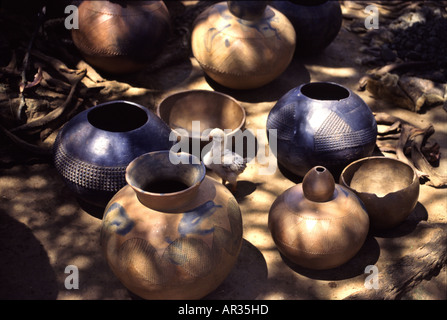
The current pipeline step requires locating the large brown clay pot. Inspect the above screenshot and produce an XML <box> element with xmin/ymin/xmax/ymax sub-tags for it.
<box><xmin>191</xmin><ymin>1</ymin><xmax>296</xmax><ymax>90</ymax></box>
<box><xmin>72</xmin><ymin>0</ymin><xmax>171</xmax><ymax>74</ymax></box>
<box><xmin>340</xmin><ymin>156</ymin><xmax>420</xmax><ymax>229</ymax></box>
<box><xmin>268</xmin><ymin>166</ymin><xmax>370</xmax><ymax>270</ymax></box>
<box><xmin>100</xmin><ymin>151</ymin><xmax>243</xmax><ymax>299</ymax></box>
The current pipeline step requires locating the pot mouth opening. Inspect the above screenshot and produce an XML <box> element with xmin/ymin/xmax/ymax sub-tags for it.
<box><xmin>88</xmin><ymin>101</ymin><xmax>148</xmax><ymax>132</ymax></box>
<box><xmin>157</xmin><ymin>90</ymin><xmax>246</xmax><ymax>139</ymax></box>
<box><xmin>341</xmin><ymin>157</ymin><xmax>417</xmax><ymax>197</ymax></box>
<box><xmin>126</xmin><ymin>151</ymin><xmax>206</xmax><ymax>196</ymax></box>
<box><xmin>301</xmin><ymin>82</ymin><xmax>350</xmax><ymax>101</ymax></box>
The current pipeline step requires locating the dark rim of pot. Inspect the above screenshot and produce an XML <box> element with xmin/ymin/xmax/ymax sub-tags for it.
<box><xmin>87</xmin><ymin>101</ymin><xmax>149</xmax><ymax>132</ymax></box>
<box><xmin>300</xmin><ymin>82</ymin><xmax>350</xmax><ymax>101</ymax></box>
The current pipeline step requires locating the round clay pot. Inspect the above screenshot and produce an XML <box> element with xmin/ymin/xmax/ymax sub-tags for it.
<box><xmin>191</xmin><ymin>1</ymin><xmax>296</xmax><ymax>90</ymax></box>
<box><xmin>53</xmin><ymin>100</ymin><xmax>173</xmax><ymax>208</ymax></box>
<box><xmin>72</xmin><ymin>0</ymin><xmax>171</xmax><ymax>74</ymax></box>
<box><xmin>340</xmin><ymin>156</ymin><xmax>420</xmax><ymax>229</ymax></box>
<box><xmin>100</xmin><ymin>151</ymin><xmax>243</xmax><ymax>300</ymax></box>
<box><xmin>271</xmin><ymin>0</ymin><xmax>342</xmax><ymax>56</ymax></box>
<box><xmin>266</xmin><ymin>82</ymin><xmax>377</xmax><ymax>178</ymax></box>
<box><xmin>268</xmin><ymin>166</ymin><xmax>370</xmax><ymax>270</ymax></box>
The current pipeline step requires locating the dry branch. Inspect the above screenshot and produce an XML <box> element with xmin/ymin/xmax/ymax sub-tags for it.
<box><xmin>17</xmin><ymin>6</ymin><xmax>47</xmax><ymax>120</ymax></box>
<box><xmin>374</xmin><ymin>112</ymin><xmax>447</xmax><ymax>187</ymax></box>
<box><xmin>11</xmin><ymin>69</ymin><xmax>86</xmax><ymax>133</ymax></box>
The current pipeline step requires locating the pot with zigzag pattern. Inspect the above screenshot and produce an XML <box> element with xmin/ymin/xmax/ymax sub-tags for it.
<box><xmin>191</xmin><ymin>1</ymin><xmax>296</xmax><ymax>89</ymax></box>
<box><xmin>267</xmin><ymin>82</ymin><xmax>377</xmax><ymax>179</ymax></box>
<box><xmin>53</xmin><ymin>100</ymin><xmax>173</xmax><ymax>208</ymax></box>
<box><xmin>100</xmin><ymin>151</ymin><xmax>243</xmax><ymax>299</ymax></box>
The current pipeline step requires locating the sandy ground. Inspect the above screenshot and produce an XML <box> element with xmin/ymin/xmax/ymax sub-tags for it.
<box><xmin>0</xmin><ymin>1</ymin><xmax>446</xmax><ymax>300</ymax></box>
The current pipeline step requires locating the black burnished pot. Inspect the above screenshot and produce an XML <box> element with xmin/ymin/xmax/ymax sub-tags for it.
<box><xmin>267</xmin><ymin>82</ymin><xmax>377</xmax><ymax>178</ymax></box>
<box><xmin>227</xmin><ymin>1</ymin><xmax>270</xmax><ymax>20</ymax></box>
<box><xmin>271</xmin><ymin>0</ymin><xmax>342</xmax><ymax>56</ymax></box>
<box><xmin>53</xmin><ymin>100</ymin><xmax>173</xmax><ymax>208</ymax></box>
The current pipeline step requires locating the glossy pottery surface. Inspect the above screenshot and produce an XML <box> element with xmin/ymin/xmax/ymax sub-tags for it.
<box><xmin>268</xmin><ymin>166</ymin><xmax>370</xmax><ymax>270</ymax></box>
<box><xmin>72</xmin><ymin>0</ymin><xmax>171</xmax><ymax>73</ymax></box>
<box><xmin>340</xmin><ymin>156</ymin><xmax>420</xmax><ymax>229</ymax></box>
<box><xmin>271</xmin><ymin>0</ymin><xmax>342</xmax><ymax>55</ymax></box>
<box><xmin>267</xmin><ymin>82</ymin><xmax>377</xmax><ymax>178</ymax></box>
<box><xmin>227</xmin><ymin>1</ymin><xmax>270</xmax><ymax>20</ymax></box>
<box><xmin>100</xmin><ymin>151</ymin><xmax>243</xmax><ymax>299</ymax></box>
<box><xmin>191</xmin><ymin>1</ymin><xmax>296</xmax><ymax>89</ymax></box>
<box><xmin>53</xmin><ymin>100</ymin><xmax>173</xmax><ymax>208</ymax></box>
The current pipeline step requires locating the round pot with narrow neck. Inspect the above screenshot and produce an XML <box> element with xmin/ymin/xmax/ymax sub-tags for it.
<box><xmin>100</xmin><ymin>151</ymin><xmax>243</xmax><ymax>300</ymax></box>
<box><xmin>271</xmin><ymin>0</ymin><xmax>342</xmax><ymax>56</ymax></box>
<box><xmin>72</xmin><ymin>0</ymin><xmax>171</xmax><ymax>74</ymax></box>
<box><xmin>53</xmin><ymin>100</ymin><xmax>173</xmax><ymax>208</ymax></box>
<box><xmin>191</xmin><ymin>1</ymin><xmax>296</xmax><ymax>90</ymax></box>
<box><xmin>268</xmin><ymin>166</ymin><xmax>370</xmax><ymax>270</ymax></box>
<box><xmin>267</xmin><ymin>82</ymin><xmax>377</xmax><ymax>179</ymax></box>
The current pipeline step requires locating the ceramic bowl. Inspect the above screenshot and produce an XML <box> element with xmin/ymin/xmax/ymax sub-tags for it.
<box><xmin>340</xmin><ymin>156</ymin><xmax>420</xmax><ymax>229</ymax></box>
<box><xmin>157</xmin><ymin>90</ymin><xmax>246</xmax><ymax>157</ymax></box>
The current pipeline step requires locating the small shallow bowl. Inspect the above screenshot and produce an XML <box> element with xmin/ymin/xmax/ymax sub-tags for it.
<box><xmin>340</xmin><ymin>156</ymin><xmax>420</xmax><ymax>229</ymax></box>
<box><xmin>157</xmin><ymin>90</ymin><xmax>246</xmax><ymax>156</ymax></box>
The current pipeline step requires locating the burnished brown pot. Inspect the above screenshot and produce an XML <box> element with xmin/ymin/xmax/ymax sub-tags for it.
<box><xmin>340</xmin><ymin>156</ymin><xmax>420</xmax><ymax>229</ymax></box>
<box><xmin>268</xmin><ymin>166</ymin><xmax>369</xmax><ymax>270</ymax></box>
<box><xmin>191</xmin><ymin>1</ymin><xmax>296</xmax><ymax>89</ymax></box>
<box><xmin>157</xmin><ymin>90</ymin><xmax>246</xmax><ymax>158</ymax></box>
<box><xmin>100</xmin><ymin>151</ymin><xmax>243</xmax><ymax>300</ymax></box>
<box><xmin>72</xmin><ymin>0</ymin><xmax>171</xmax><ymax>74</ymax></box>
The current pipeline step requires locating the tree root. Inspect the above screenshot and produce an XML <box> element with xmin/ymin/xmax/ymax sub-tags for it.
<box><xmin>374</xmin><ymin>112</ymin><xmax>447</xmax><ymax>188</ymax></box>
<box><xmin>11</xmin><ymin>68</ymin><xmax>86</xmax><ymax>134</ymax></box>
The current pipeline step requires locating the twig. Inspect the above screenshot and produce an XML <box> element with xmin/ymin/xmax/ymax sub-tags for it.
<box><xmin>17</xmin><ymin>6</ymin><xmax>47</xmax><ymax>121</ymax></box>
<box><xmin>374</xmin><ymin>112</ymin><xmax>446</xmax><ymax>187</ymax></box>
<box><xmin>11</xmin><ymin>69</ymin><xmax>86</xmax><ymax>133</ymax></box>
<box><xmin>396</xmin><ymin>124</ymin><xmax>428</xmax><ymax>179</ymax></box>
<box><xmin>411</xmin><ymin>131</ymin><xmax>447</xmax><ymax>188</ymax></box>
<box><xmin>30</xmin><ymin>49</ymin><xmax>80</xmax><ymax>83</ymax></box>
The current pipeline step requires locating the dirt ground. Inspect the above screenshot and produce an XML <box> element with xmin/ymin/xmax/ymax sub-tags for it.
<box><xmin>0</xmin><ymin>1</ymin><xmax>446</xmax><ymax>300</ymax></box>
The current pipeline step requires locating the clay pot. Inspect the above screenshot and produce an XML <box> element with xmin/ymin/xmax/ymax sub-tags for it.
<box><xmin>271</xmin><ymin>0</ymin><xmax>342</xmax><ymax>56</ymax></box>
<box><xmin>100</xmin><ymin>151</ymin><xmax>243</xmax><ymax>299</ymax></box>
<box><xmin>268</xmin><ymin>166</ymin><xmax>370</xmax><ymax>270</ymax></box>
<box><xmin>53</xmin><ymin>100</ymin><xmax>173</xmax><ymax>208</ymax></box>
<box><xmin>266</xmin><ymin>82</ymin><xmax>377</xmax><ymax>178</ymax></box>
<box><xmin>191</xmin><ymin>1</ymin><xmax>296</xmax><ymax>90</ymax></box>
<box><xmin>157</xmin><ymin>90</ymin><xmax>246</xmax><ymax>157</ymax></box>
<box><xmin>340</xmin><ymin>156</ymin><xmax>420</xmax><ymax>229</ymax></box>
<box><xmin>72</xmin><ymin>0</ymin><xmax>171</xmax><ymax>74</ymax></box>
